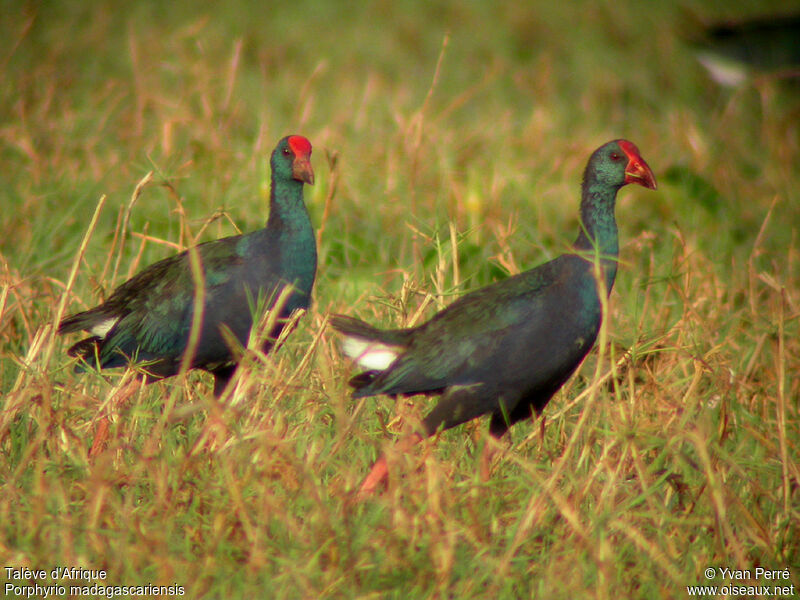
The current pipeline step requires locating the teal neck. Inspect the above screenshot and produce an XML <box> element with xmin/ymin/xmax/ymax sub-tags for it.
<box><xmin>267</xmin><ymin>175</ymin><xmax>316</xmax><ymax>291</ymax></box>
<box><xmin>267</xmin><ymin>177</ymin><xmax>309</xmax><ymax>230</ymax></box>
<box><xmin>573</xmin><ymin>180</ymin><xmax>620</xmax><ymax>293</ymax></box>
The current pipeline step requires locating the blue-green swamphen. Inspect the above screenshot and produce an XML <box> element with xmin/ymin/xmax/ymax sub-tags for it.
<box><xmin>332</xmin><ymin>139</ymin><xmax>656</xmax><ymax>495</ymax></box>
<box><xmin>59</xmin><ymin>135</ymin><xmax>316</xmax><ymax>397</ymax></box>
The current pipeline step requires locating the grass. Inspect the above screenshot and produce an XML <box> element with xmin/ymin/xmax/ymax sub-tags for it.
<box><xmin>1</xmin><ymin>0</ymin><xmax>799</xmax><ymax>597</ymax></box>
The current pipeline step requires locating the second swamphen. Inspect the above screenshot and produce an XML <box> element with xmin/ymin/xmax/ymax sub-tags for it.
<box><xmin>332</xmin><ymin>139</ymin><xmax>657</xmax><ymax>495</ymax></box>
<box><xmin>59</xmin><ymin>135</ymin><xmax>316</xmax><ymax>396</ymax></box>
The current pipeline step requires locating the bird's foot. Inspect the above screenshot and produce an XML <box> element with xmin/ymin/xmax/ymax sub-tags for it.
<box><xmin>353</xmin><ymin>432</ymin><xmax>424</xmax><ymax>501</ymax></box>
<box><xmin>88</xmin><ymin>378</ymin><xmax>142</xmax><ymax>457</ymax></box>
<box><xmin>479</xmin><ymin>439</ymin><xmax>499</xmax><ymax>482</ymax></box>
<box><xmin>355</xmin><ymin>456</ymin><xmax>389</xmax><ymax>499</ymax></box>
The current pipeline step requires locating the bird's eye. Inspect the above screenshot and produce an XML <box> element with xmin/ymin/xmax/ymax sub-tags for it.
<box><xmin>283</xmin><ymin>148</ymin><xmax>291</xmax><ymax>155</ymax></box>
<box><xmin>610</xmin><ymin>152</ymin><xmax>622</xmax><ymax>161</ymax></box>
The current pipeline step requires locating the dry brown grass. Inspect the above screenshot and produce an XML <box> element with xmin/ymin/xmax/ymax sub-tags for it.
<box><xmin>1</xmin><ymin>1</ymin><xmax>799</xmax><ymax>598</ymax></box>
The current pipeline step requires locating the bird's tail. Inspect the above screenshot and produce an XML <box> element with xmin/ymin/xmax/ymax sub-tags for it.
<box><xmin>329</xmin><ymin>314</ymin><xmax>412</xmax><ymax>345</ymax></box>
<box><xmin>58</xmin><ymin>310</ymin><xmax>93</xmax><ymax>335</ymax></box>
<box><xmin>329</xmin><ymin>313</ymin><xmax>412</xmax><ymax>375</ymax></box>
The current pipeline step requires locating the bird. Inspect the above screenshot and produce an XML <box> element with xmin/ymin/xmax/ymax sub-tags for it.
<box><xmin>687</xmin><ymin>12</ymin><xmax>800</xmax><ymax>87</ymax></box>
<box><xmin>59</xmin><ymin>135</ymin><xmax>316</xmax><ymax>397</ymax></box>
<box><xmin>331</xmin><ymin>139</ymin><xmax>657</xmax><ymax>495</ymax></box>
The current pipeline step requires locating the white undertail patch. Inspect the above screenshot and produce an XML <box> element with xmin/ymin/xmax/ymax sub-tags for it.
<box><xmin>695</xmin><ymin>52</ymin><xmax>748</xmax><ymax>88</ymax></box>
<box><xmin>341</xmin><ymin>336</ymin><xmax>401</xmax><ymax>371</ymax></box>
<box><xmin>90</xmin><ymin>318</ymin><xmax>118</xmax><ymax>339</ymax></box>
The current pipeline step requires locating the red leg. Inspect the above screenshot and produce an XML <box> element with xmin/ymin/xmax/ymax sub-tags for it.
<box><xmin>357</xmin><ymin>456</ymin><xmax>389</xmax><ymax>496</ymax></box>
<box><xmin>89</xmin><ymin>417</ymin><xmax>110</xmax><ymax>458</ymax></box>
<box><xmin>539</xmin><ymin>414</ymin><xmax>546</xmax><ymax>450</ymax></box>
<box><xmin>88</xmin><ymin>378</ymin><xmax>142</xmax><ymax>457</ymax></box>
<box><xmin>357</xmin><ymin>432</ymin><xmax>424</xmax><ymax>498</ymax></box>
<box><xmin>479</xmin><ymin>436</ymin><xmax>500</xmax><ymax>482</ymax></box>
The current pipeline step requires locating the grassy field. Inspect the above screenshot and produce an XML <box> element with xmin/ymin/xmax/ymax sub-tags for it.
<box><xmin>1</xmin><ymin>0</ymin><xmax>799</xmax><ymax>597</ymax></box>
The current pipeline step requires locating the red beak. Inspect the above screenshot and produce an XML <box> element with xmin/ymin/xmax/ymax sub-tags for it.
<box><xmin>617</xmin><ymin>140</ymin><xmax>657</xmax><ymax>190</ymax></box>
<box><xmin>292</xmin><ymin>156</ymin><xmax>314</xmax><ymax>185</ymax></box>
<box><xmin>625</xmin><ymin>157</ymin><xmax>657</xmax><ymax>190</ymax></box>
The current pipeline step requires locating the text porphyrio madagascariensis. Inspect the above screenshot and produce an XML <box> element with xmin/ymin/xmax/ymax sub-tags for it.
<box><xmin>59</xmin><ymin>135</ymin><xmax>316</xmax><ymax>397</ymax></box>
<box><xmin>332</xmin><ymin>139</ymin><xmax>656</xmax><ymax>496</ymax></box>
